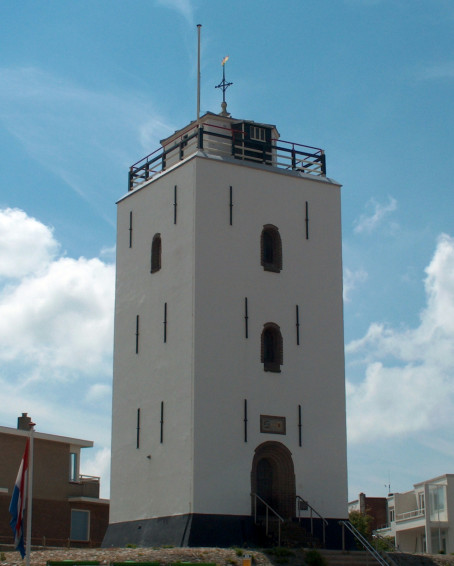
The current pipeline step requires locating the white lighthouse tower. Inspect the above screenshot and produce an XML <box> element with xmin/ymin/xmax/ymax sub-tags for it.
<box><xmin>104</xmin><ymin>83</ymin><xmax>348</xmax><ymax>547</ymax></box>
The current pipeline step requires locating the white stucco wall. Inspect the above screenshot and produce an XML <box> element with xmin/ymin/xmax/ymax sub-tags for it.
<box><xmin>190</xmin><ymin>156</ymin><xmax>347</xmax><ymax>518</ymax></box>
<box><xmin>110</xmin><ymin>147</ymin><xmax>348</xmax><ymax>524</ymax></box>
<box><xmin>110</xmin><ymin>161</ymin><xmax>197</xmax><ymax>523</ymax></box>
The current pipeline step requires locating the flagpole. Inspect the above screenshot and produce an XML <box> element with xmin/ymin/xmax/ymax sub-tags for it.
<box><xmin>197</xmin><ymin>24</ymin><xmax>201</xmax><ymax>122</ymax></box>
<box><xmin>25</xmin><ymin>422</ymin><xmax>35</xmax><ymax>566</ymax></box>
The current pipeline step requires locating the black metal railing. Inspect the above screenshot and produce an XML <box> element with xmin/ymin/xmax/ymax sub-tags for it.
<box><xmin>128</xmin><ymin>122</ymin><xmax>326</xmax><ymax>191</ymax></box>
<box><xmin>339</xmin><ymin>520</ymin><xmax>397</xmax><ymax>565</ymax></box>
<box><xmin>296</xmin><ymin>495</ymin><xmax>329</xmax><ymax>546</ymax></box>
<box><xmin>251</xmin><ymin>492</ymin><xmax>284</xmax><ymax>546</ymax></box>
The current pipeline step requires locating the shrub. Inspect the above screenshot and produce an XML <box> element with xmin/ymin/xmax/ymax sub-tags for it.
<box><xmin>265</xmin><ymin>547</ymin><xmax>295</xmax><ymax>557</ymax></box>
<box><xmin>304</xmin><ymin>549</ymin><xmax>327</xmax><ymax>566</ymax></box>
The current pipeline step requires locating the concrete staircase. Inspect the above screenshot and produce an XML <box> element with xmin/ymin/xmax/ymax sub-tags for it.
<box><xmin>385</xmin><ymin>554</ymin><xmax>443</xmax><ymax>566</ymax></box>
<box><xmin>317</xmin><ymin>550</ymin><xmax>389</xmax><ymax>565</ymax></box>
<box><xmin>280</xmin><ymin>520</ymin><xmax>320</xmax><ymax>548</ymax></box>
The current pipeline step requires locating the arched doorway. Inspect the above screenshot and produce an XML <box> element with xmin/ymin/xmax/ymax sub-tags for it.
<box><xmin>251</xmin><ymin>441</ymin><xmax>296</xmax><ymax>519</ymax></box>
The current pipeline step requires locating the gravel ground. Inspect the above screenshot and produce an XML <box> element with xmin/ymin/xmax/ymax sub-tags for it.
<box><xmin>3</xmin><ymin>547</ymin><xmax>454</xmax><ymax>566</ymax></box>
<box><xmin>0</xmin><ymin>547</ymin><xmax>278</xmax><ymax>566</ymax></box>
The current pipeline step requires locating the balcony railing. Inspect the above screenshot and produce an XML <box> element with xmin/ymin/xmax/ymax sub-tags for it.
<box><xmin>68</xmin><ymin>474</ymin><xmax>100</xmax><ymax>498</ymax></box>
<box><xmin>128</xmin><ymin>122</ymin><xmax>326</xmax><ymax>191</ymax></box>
<box><xmin>396</xmin><ymin>508</ymin><xmax>425</xmax><ymax>521</ymax></box>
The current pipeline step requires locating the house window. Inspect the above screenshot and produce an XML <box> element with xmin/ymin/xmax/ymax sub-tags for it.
<box><xmin>418</xmin><ymin>492</ymin><xmax>425</xmax><ymax>511</ymax></box>
<box><xmin>250</xmin><ymin>126</ymin><xmax>266</xmax><ymax>141</ymax></box>
<box><xmin>69</xmin><ymin>452</ymin><xmax>78</xmax><ymax>482</ymax></box>
<box><xmin>261</xmin><ymin>323</ymin><xmax>283</xmax><ymax>372</ymax></box>
<box><xmin>70</xmin><ymin>509</ymin><xmax>90</xmax><ymax>541</ymax></box>
<box><xmin>429</xmin><ymin>485</ymin><xmax>446</xmax><ymax>515</ymax></box>
<box><xmin>151</xmin><ymin>233</ymin><xmax>162</xmax><ymax>273</ymax></box>
<box><xmin>261</xmin><ymin>225</ymin><xmax>282</xmax><ymax>272</ymax></box>
<box><xmin>389</xmin><ymin>507</ymin><xmax>395</xmax><ymax>523</ymax></box>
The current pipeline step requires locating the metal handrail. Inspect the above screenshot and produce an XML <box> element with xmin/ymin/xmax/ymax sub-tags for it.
<box><xmin>296</xmin><ymin>495</ymin><xmax>328</xmax><ymax>546</ymax></box>
<box><xmin>372</xmin><ymin>530</ymin><xmax>401</xmax><ymax>554</ymax></box>
<box><xmin>128</xmin><ymin>122</ymin><xmax>327</xmax><ymax>191</ymax></box>
<box><xmin>396</xmin><ymin>508</ymin><xmax>426</xmax><ymax>521</ymax></box>
<box><xmin>251</xmin><ymin>492</ymin><xmax>284</xmax><ymax>546</ymax></box>
<box><xmin>339</xmin><ymin>520</ymin><xmax>397</xmax><ymax>566</ymax></box>
<box><xmin>70</xmin><ymin>474</ymin><xmax>100</xmax><ymax>484</ymax></box>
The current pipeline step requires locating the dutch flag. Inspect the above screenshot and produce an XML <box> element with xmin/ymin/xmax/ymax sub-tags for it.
<box><xmin>9</xmin><ymin>439</ymin><xmax>30</xmax><ymax>558</ymax></box>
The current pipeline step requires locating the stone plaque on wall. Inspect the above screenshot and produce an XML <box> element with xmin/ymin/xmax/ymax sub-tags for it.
<box><xmin>260</xmin><ymin>415</ymin><xmax>286</xmax><ymax>435</ymax></box>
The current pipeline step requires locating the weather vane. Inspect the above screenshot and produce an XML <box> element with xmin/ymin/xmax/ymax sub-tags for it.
<box><xmin>215</xmin><ymin>56</ymin><xmax>233</xmax><ymax>116</ymax></box>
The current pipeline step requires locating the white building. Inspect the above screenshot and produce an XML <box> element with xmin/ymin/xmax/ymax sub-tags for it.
<box><xmin>377</xmin><ymin>474</ymin><xmax>454</xmax><ymax>554</ymax></box>
<box><xmin>103</xmin><ymin>109</ymin><xmax>348</xmax><ymax>547</ymax></box>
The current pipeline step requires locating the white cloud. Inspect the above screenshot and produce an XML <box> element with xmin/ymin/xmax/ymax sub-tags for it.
<box><xmin>0</xmin><ymin>68</ymin><xmax>174</xmax><ymax>220</ymax></box>
<box><xmin>354</xmin><ymin>196</ymin><xmax>397</xmax><ymax>234</ymax></box>
<box><xmin>347</xmin><ymin>233</ymin><xmax>454</xmax><ymax>443</ymax></box>
<box><xmin>100</xmin><ymin>245</ymin><xmax>116</xmax><ymax>261</ymax></box>
<box><xmin>0</xmin><ymin>256</ymin><xmax>115</xmax><ymax>377</ymax></box>
<box><xmin>155</xmin><ymin>0</ymin><xmax>194</xmax><ymax>25</ymax></box>
<box><xmin>0</xmin><ymin>207</ymin><xmax>114</xmax><ymax>493</ymax></box>
<box><xmin>86</xmin><ymin>383</ymin><xmax>112</xmax><ymax>403</ymax></box>
<box><xmin>82</xmin><ymin>447</ymin><xmax>111</xmax><ymax>499</ymax></box>
<box><xmin>0</xmin><ymin>208</ymin><xmax>59</xmax><ymax>278</ymax></box>
<box><xmin>343</xmin><ymin>267</ymin><xmax>368</xmax><ymax>302</ymax></box>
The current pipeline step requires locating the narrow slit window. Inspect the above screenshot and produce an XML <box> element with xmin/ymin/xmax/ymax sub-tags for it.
<box><xmin>129</xmin><ymin>211</ymin><xmax>133</xmax><ymax>248</ymax></box>
<box><xmin>244</xmin><ymin>399</ymin><xmax>248</xmax><ymax>443</ymax></box>
<box><xmin>298</xmin><ymin>405</ymin><xmax>302</xmax><ymax>447</ymax></box>
<box><xmin>135</xmin><ymin>315</ymin><xmax>140</xmax><ymax>354</ymax></box>
<box><xmin>160</xmin><ymin>401</ymin><xmax>164</xmax><ymax>443</ymax></box>
<box><xmin>151</xmin><ymin>233</ymin><xmax>162</xmax><ymax>273</ymax></box>
<box><xmin>296</xmin><ymin>305</ymin><xmax>300</xmax><ymax>346</ymax></box>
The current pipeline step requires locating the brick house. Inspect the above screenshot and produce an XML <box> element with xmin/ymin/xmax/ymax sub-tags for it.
<box><xmin>348</xmin><ymin>492</ymin><xmax>388</xmax><ymax>531</ymax></box>
<box><xmin>0</xmin><ymin>414</ymin><xmax>109</xmax><ymax>548</ymax></box>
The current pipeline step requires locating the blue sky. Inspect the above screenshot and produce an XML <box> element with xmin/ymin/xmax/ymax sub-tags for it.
<box><xmin>1</xmin><ymin>0</ymin><xmax>453</xmax><ymax>503</ymax></box>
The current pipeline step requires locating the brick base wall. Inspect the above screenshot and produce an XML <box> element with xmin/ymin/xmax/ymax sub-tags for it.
<box><xmin>0</xmin><ymin>494</ymin><xmax>108</xmax><ymax>547</ymax></box>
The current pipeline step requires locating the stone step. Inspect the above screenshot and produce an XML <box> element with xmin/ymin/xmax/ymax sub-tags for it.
<box><xmin>316</xmin><ymin>550</ymin><xmax>386</xmax><ymax>566</ymax></box>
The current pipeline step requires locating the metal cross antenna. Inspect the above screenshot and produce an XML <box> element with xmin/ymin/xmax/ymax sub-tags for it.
<box><xmin>215</xmin><ymin>56</ymin><xmax>233</xmax><ymax>116</ymax></box>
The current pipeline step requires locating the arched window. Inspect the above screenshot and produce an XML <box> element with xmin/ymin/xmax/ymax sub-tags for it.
<box><xmin>261</xmin><ymin>323</ymin><xmax>283</xmax><ymax>372</ymax></box>
<box><xmin>151</xmin><ymin>233</ymin><xmax>162</xmax><ymax>273</ymax></box>
<box><xmin>261</xmin><ymin>225</ymin><xmax>282</xmax><ymax>272</ymax></box>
